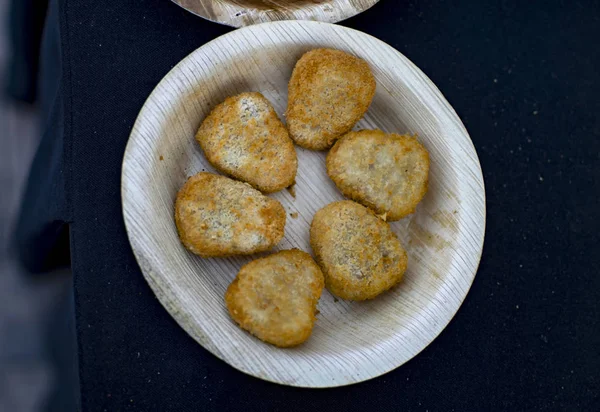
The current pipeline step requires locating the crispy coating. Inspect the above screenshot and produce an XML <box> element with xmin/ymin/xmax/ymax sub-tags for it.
<box><xmin>225</xmin><ymin>249</ymin><xmax>325</xmax><ymax>347</ymax></box>
<box><xmin>174</xmin><ymin>173</ymin><xmax>285</xmax><ymax>257</ymax></box>
<box><xmin>286</xmin><ymin>48</ymin><xmax>376</xmax><ymax>151</ymax></box>
<box><xmin>196</xmin><ymin>92</ymin><xmax>297</xmax><ymax>193</ymax></box>
<box><xmin>327</xmin><ymin>130</ymin><xmax>430</xmax><ymax>221</ymax></box>
<box><xmin>310</xmin><ymin>201</ymin><xmax>407</xmax><ymax>301</ymax></box>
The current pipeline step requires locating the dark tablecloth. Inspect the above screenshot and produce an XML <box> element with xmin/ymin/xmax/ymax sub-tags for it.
<box><xmin>19</xmin><ymin>0</ymin><xmax>600</xmax><ymax>410</ymax></box>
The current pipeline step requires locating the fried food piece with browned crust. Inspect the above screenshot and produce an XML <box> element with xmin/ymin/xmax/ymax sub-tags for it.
<box><xmin>175</xmin><ymin>172</ymin><xmax>285</xmax><ymax>257</ymax></box>
<box><xmin>196</xmin><ymin>92</ymin><xmax>297</xmax><ymax>193</ymax></box>
<box><xmin>310</xmin><ymin>201</ymin><xmax>407</xmax><ymax>301</ymax></box>
<box><xmin>225</xmin><ymin>249</ymin><xmax>325</xmax><ymax>347</ymax></box>
<box><xmin>286</xmin><ymin>49</ymin><xmax>376</xmax><ymax>151</ymax></box>
<box><xmin>327</xmin><ymin>130</ymin><xmax>429</xmax><ymax>221</ymax></box>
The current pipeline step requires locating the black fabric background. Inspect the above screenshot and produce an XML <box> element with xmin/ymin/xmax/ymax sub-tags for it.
<box><xmin>4</xmin><ymin>0</ymin><xmax>48</xmax><ymax>103</ymax></box>
<box><xmin>60</xmin><ymin>0</ymin><xmax>599</xmax><ymax>410</ymax></box>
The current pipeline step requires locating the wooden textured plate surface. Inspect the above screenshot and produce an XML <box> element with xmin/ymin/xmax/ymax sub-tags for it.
<box><xmin>122</xmin><ymin>21</ymin><xmax>486</xmax><ymax>388</ymax></box>
<box><xmin>171</xmin><ymin>0</ymin><xmax>379</xmax><ymax>27</ymax></box>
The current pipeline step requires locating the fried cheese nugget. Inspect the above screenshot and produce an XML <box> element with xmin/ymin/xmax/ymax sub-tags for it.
<box><xmin>225</xmin><ymin>249</ymin><xmax>325</xmax><ymax>347</ymax></box>
<box><xmin>196</xmin><ymin>92</ymin><xmax>297</xmax><ymax>193</ymax></box>
<box><xmin>175</xmin><ymin>173</ymin><xmax>285</xmax><ymax>257</ymax></box>
<box><xmin>327</xmin><ymin>130</ymin><xmax>430</xmax><ymax>221</ymax></box>
<box><xmin>286</xmin><ymin>48</ymin><xmax>376</xmax><ymax>150</ymax></box>
<box><xmin>310</xmin><ymin>201</ymin><xmax>407</xmax><ymax>301</ymax></box>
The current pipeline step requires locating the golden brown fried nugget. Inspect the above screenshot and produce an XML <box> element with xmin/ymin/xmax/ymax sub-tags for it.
<box><xmin>310</xmin><ymin>201</ymin><xmax>407</xmax><ymax>301</ymax></box>
<box><xmin>286</xmin><ymin>48</ymin><xmax>376</xmax><ymax>151</ymax></box>
<box><xmin>225</xmin><ymin>249</ymin><xmax>325</xmax><ymax>347</ymax></box>
<box><xmin>327</xmin><ymin>130</ymin><xmax>430</xmax><ymax>221</ymax></box>
<box><xmin>196</xmin><ymin>92</ymin><xmax>297</xmax><ymax>193</ymax></box>
<box><xmin>174</xmin><ymin>173</ymin><xmax>285</xmax><ymax>257</ymax></box>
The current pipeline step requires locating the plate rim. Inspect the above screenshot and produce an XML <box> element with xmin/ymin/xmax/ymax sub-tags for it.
<box><xmin>170</xmin><ymin>0</ymin><xmax>380</xmax><ymax>28</ymax></box>
<box><xmin>121</xmin><ymin>19</ymin><xmax>487</xmax><ymax>388</ymax></box>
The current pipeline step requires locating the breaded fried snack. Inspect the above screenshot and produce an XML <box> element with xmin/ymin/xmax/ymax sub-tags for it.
<box><xmin>196</xmin><ymin>92</ymin><xmax>297</xmax><ymax>193</ymax></box>
<box><xmin>310</xmin><ymin>201</ymin><xmax>407</xmax><ymax>301</ymax></box>
<box><xmin>175</xmin><ymin>172</ymin><xmax>285</xmax><ymax>257</ymax></box>
<box><xmin>225</xmin><ymin>249</ymin><xmax>325</xmax><ymax>347</ymax></box>
<box><xmin>327</xmin><ymin>130</ymin><xmax>429</xmax><ymax>221</ymax></box>
<box><xmin>286</xmin><ymin>49</ymin><xmax>376</xmax><ymax>150</ymax></box>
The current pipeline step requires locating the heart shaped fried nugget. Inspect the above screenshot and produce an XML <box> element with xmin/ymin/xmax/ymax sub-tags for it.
<box><xmin>327</xmin><ymin>129</ymin><xmax>430</xmax><ymax>221</ymax></box>
<box><xmin>286</xmin><ymin>49</ymin><xmax>376</xmax><ymax>151</ymax></box>
<box><xmin>310</xmin><ymin>201</ymin><xmax>407</xmax><ymax>301</ymax></box>
<box><xmin>175</xmin><ymin>172</ymin><xmax>285</xmax><ymax>257</ymax></box>
<box><xmin>225</xmin><ymin>250</ymin><xmax>325</xmax><ymax>347</ymax></box>
<box><xmin>196</xmin><ymin>92</ymin><xmax>297</xmax><ymax>193</ymax></box>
